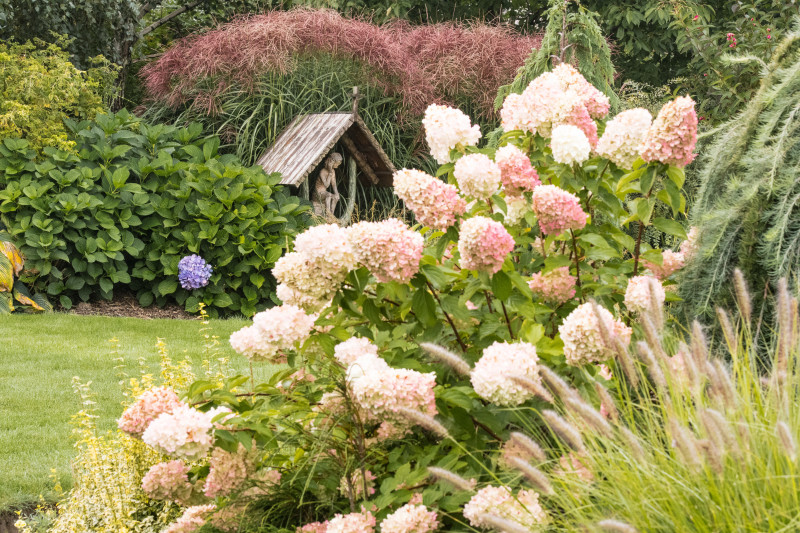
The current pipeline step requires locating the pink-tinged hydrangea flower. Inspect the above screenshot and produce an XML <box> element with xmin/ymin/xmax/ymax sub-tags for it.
<box><xmin>528</xmin><ymin>266</ymin><xmax>577</xmax><ymax>304</ymax></box>
<box><xmin>348</xmin><ymin>219</ymin><xmax>424</xmax><ymax>283</ymax></box>
<box><xmin>141</xmin><ymin>460</ymin><xmax>194</xmax><ymax>504</ymax></box>
<box><xmin>338</xmin><ymin>470</ymin><xmax>376</xmax><ymax>500</ymax></box>
<box><xmin>422</xmin><ymin>104</ymin><xmax>482</xmax><ymax>164</ymax></box>
<box><xmin>233</xmin><ymin>304</ymin><xmax>315</xmax><ymax>363</ymax></box>
<box><xmin>499</xmin><ymin>93</ymin><xmax>528</xmax><ymax>132</ymax></box>
<box><xmin>551</xmin><ymin>124</ymin><xmax>591</xmax><ymax>165</ymax></box>
<box><xmin>142</xmin><ymin>404</ymin><xmax>215</xmax><ymax>461</ymax></box>
<box><xmin>562</xmin><ymin>103</ymin><xmax>598</xmax><ymax>148</ymax></box>
<box><xmin>276</xmin><ymin>281</ymin><xmax>331</xmax><ymax>313</ymax></box>
<box><xmin>494</xmin><ymin>144</ymin><xmax>541</xmax><ymax>195</ymax></box>
<box><xmin>595</xmin><ymin>108</ymin><xmax>653</xmax><ymax>169</ymax></box>
<box><xmin>204</xmin><ymin>442</ymin><xmax>257</xmax><ymax>498</ymax></box>
<box><xmin>463</xmin><ymin>486</ymin><xmax>547</xmax><ymax>530</ymax></box>
<box><xmin>229</xmin><ymin>325</ymin><xmax>269</xmax><ymax>361</ymax></box>
<box><xmin>458</xmin><ymin>216</ymin><xmax>515</xmax><ymax>274</ymax></box>
<box><xmin>453</xmin><ymin>153</ymin><xmax>502</xmax><ymax>199</ymax></box>
<box><xmin>393</xmin><ymin>169</ymin><xmax>467</xmax><ymax>230</ymax></box>
<box><xmin>679</xmin><ymin>226</ymin><xmax>700</xmax><ymax>261</ymax></box>
<box><xmin>531</xmin><ymin>185</ymin><xmax>587</xmax><ymax>235</ymax></box>
<box><xmin>164</xmin><ymin>504</ymin><xmax>216</xmax><ymax>533</ymax></box>
<box><xmin>559</xmin><ymin>303</ymin><xmax>632</xmax><ymax>366</ymax></box>
<box><xmin>554</xmin><ymin>452</ymin><xmax>594</xmax><ymax>483</ymax></box>
<box><xmin>552</xmin><ymin>63</ymin><xmax>611</xmax><ymax>119</ymax></box>
<box><xmin>642</xmin><ymin>250</ymin><xmax>685</xmax><ymax>280</ymax></box>
<box><xmin>118</xmin><ymin>386</ymin><xmax>184</xmax><ymax>437</ymax></box>
<box><xmin>380</xmin><ymin>503</ymin><xmax>440</xmax><ymax>533</ymax></box>
<box><xmin>294</xmin><ymin>224</ymin><xmax>358</xmax><ymax>273</ymax></box>
<box><xmin>298</xmin><ymin>521</ymin><xmax>330</xmax><ymax>533</ymax></box>
<box><xmin>641</xmin><ymin>96</ymin><xmax>698</xmax><ymax>168</ymax></box>
<box><xmin>471</xmin><ymin>342</ymin><xmax>541</xmax><ymax>406</ymax></box>
<box><xmin>326</xmin><ymin>510</ymin><xmax>377</xmax><ymax>533</ymax></box>
<box><xmin>624</xmin><ymin>275</ymin><xmax>666</xmax><ymax>314</ymax></box>
<box><xmin>334</xmin><ymin>337</ymin><xmax>379</xmax><ymax>366</ymax></box>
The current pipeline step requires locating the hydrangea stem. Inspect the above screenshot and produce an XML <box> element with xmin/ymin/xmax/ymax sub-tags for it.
<box><xmin>570</xmin><ymin>229</ymin><xmax>583</xmax><ymax>301</ymax></box>
<box><xmin>427</xmin><ymin>280</ymin><xmax>468</xmax><ymax>352</ymax></box>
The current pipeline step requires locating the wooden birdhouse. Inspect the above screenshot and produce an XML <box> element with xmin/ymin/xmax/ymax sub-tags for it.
<box><xmin>256</xmin><ymin>88</ymin><xmax>395</xmax><ymax>225</ymax></box>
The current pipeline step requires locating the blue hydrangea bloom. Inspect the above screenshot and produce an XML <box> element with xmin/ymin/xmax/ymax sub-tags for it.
<box><xmin>178</xmin><ymin>254</ymin><xmax>213</xmax><ymax>290</ymax></box>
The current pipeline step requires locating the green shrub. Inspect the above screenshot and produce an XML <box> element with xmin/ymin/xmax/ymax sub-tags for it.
<box><xmin>0</xmin><ymin>230</ymin><xmax>50</xmax><ymax>313</ymax></box>
<box><xmin>0</xmin><ymin>38</ymin><xmax>116</xmax><ymax>154</ymax></box>
<box><xmin>0</xmin><ymin>110</ymin><xmax>309</xmax><ymax>317</ymax></box>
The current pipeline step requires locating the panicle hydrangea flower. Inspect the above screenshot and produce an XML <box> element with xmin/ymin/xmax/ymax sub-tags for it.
<box><xmin>274</xmin><ymin>252</ymin><xmax>339</xmax><ymax>312</ymax></box>
<box><xmin>453</xmin><ymin>153</ymin><xmax>502</xmax><ymax>200</ymax></box>
<box><xmin>229</xmin><ymin>325</ymin><xmax>269</xmax><ymax>361</ymax></box>
<box><xmin>642</xmin><ymin>250</ymin><xmax>685</xmax><ymax>280</ymax></box>
<box><xmin>528</xmin><ymin>266</ymin><xmax>577</xmax><ymax>304</ymax></box>
<box><xmin>118</xmin><ymin>386</ymin><xmax>184</xmax><ymax>437</ymax></box>
<box><xmin>294</xmin><ymin>224</ymin><xmax>358</xmax><ymax>274</ymax></box>
<box><xmin>494</xmin><ymin>144</ymin><xmax>541</xmax><ymax>195</ymax></box>
<box><xmin>338</xmin><ymin>470</ymin><xmax>376</xmax><ymax>499</ymax></box>
<box><xmin>551</xmin><ymin>124</ymin><xmax>591</xmax><ymax>165</ymax></box>
<box><xmin>463</xmin><ymin>486</ymin><xmax>547</xmax><ymax>530</ymax></box>
<box><xmin>380</xmin><ymin>503</ymin><xmax>440</xmax><ymax>533</ymax></box>
<box><xmin>326</xmin><ymin>510</ymin><xmax>376</xmax><ymax>533</ymax></box>
<box><xmin>457</xmin><ymin>216</ymin><xmax>515</xmax><ymax>274</ymax></box>
<box><xmin>204</xmin><ymin>442</ymin><xmax>257</xmax><ymax>498</ymax></box>
<box><xmin>562</xmin><ymin>103</ymin><xmax>598</xmax><ymax>147</ymax></box>
<box><xmin>334</xmin><ymin>337</ymin><xmax>379</xmax><ymax>366</ymax></box>
<box><xmin>163</xmin><ymin>504</ymin><xmax>217</xmax><ymax>533</ymax></box>
<box><xmin>393</xmin><ymin>169</ymin><xmax>467</xmax><ymax>230</ymax></box>
<box><xmin>141</xmin><ymin>460</ymin><xmax>194</xmax><ymax>504</ymax></box>
<box><xmin>497</xmin><ymin>195</ymin><xmax>530</xmax><ymax>226</ymax></box>
<box><xmin>231</xmin><ymin>304</ymin><xmax>315</xmax><ymax>363</ymax></box>
<box><xmin>595</xmin><ymin>108</ymin><xmax>652</xmax><ymax>169</ymax></box>
<box><xmin>559</xmin><ymin>303</ymin><xmax>632</xmax><ymax>366</ymax></box>
<box><xmin>142</xmin><ymin>404</ymin><xmax>215</xmax><ymax>461</ymax></box>
<box><xmin>624</xmin><ymin>275</ymin><xmax>666</xmax><ymax>314</ymax></box>
<box><xmin>679</xmin><ymin>226</ymin><xmax>700</xmax><ymax>261</ymax></box>
<box><xmin>471</xmin><ymin>342</ymin><xmax>541</xmax><ymax>406</ymax></box>
<box><xmin>499</xmin><ymin>93</ymin><xmax>527</xmax><ymax>132</ymax></box>
<box><xmin>348</xmin><ymin>219</ymin><xmax>424</xmax><ymax>284</ymax></box>
<box><xmin>422</xmin><ymin>104</ymin><xmax>482</xmax><ymax>164</ymax></box>
<box><xmin>641</xmin><ymin>96</ymin><xmax>698</xmax><ymax>168</ymax></box>
<box><xmin>552</xmin><ymin>63</ymin><xmax>611</xmax><ymax>119</ymax></box>
<box><xmin>531</xmin><ymin>185</ymin><xmax>587</xmax><ymax>235</ymax></box>
<box><xmin>298</xmin><ymin>522</ymin><xmax>330</xmax><ymax>533</ymax></box>
<box><xmin>554</xmin><ymin>452</ymin><xmax>594</xmax><ymax>483</ymax></box>
<box><xmin>178</xmin><ymin>255</ymin><xmax>213</xmax><ymax>290</ymax></box>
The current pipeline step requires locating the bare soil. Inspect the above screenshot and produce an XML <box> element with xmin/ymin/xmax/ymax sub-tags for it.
<box><xmin>68</xmin><ymin>292</ymin><xmax>192</xmax><ymax>320</ymax></box>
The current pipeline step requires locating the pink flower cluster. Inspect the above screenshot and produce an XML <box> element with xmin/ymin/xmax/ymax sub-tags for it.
<box><xmin>164</xmin><ymin>504</ymin><xmax>217</xmax><ymax>533</ymax></box>
<box><xmin>230</xmin><ymin>305</ymin><xmax>316</xmax><ymax>363</ymax></box>
<box><xmin>531</xmin><ymin>185</ymin><xmax>587</xmax><ymax>235</ymax></box>
<box><xmin>559</xmin><ymin>303</ymin><xmax>632</xmax><ymax>366</ymax></box>
<box><xmin>552</xmin><ymin>63</ymin><xmax>610</xmax><ymax>119</ymax></box>
<box><xmin>380</xmin><ymin>503</ymin><xmax>440</xmax><ymax>533</ymax></box>
<box><xmin>334</xmin><ymin>337</ymin><xmax>379</xmax><ymax>366</ymax></box>
<box><xmin>641</xmin><ymin>96</ymin><xmax>698</xmax><ymax>168</ymax></box>
<box><xmin>642</xmin><ymin>227</ymin><xmax>699</xmax><ymax>279</ymax></box>
<box><xmin>494</xmin><ymin>144</ymin><xmax>541</xmax><ymax>196</ymax></box>
<box><xmin>555</xmin><ymin>452</ymin><xmax>594</xmax><ymax>483</ymax></box>
<box><xmin>204</xmin><ymin>442</ymin><xmax>257</xmax><ymax>498</ymax></box>
<box><xmin>338</xmin><ymin>470</ymin><xmax>377</xmax><ymax>500</ymax></box>
<box><xmin>141</xmin><ymin>460</ymin><xmax>194</xmax><ymax>504</ymax></box>
<box><xmin>274</xmin><ymin>224</ymin><xmax>357</xmax><ymax>311</ymax></box>
<box><xmin>595</xmin><ymin>108</ymin><xmax>653</xmax><ymax>169</ymax></box>
<box><xmin>528</xmin><ymin>266</ymin><xmax>577</xmax><ymax>304</ymax></box>
<box><xmin>471</xmin><ymin>341</ymin><xmax>541</xmax><ymax>406</ymax></box>
<box><xmin>463</xmin><ymin>486</ymin><xmax>547</xmax><ymax>530</ymax></box>
<box><xmin>348</xmin><ymin>219</ymin><xmax>424</xmax><ymax>284</ymax></box>
<box><xmin>422</xmin><ymin>104</ymin><xmax>482</xmax><ymax>164</ymax></box>
<box><xmin>551</xmin><ymin>124</ymin><xmax>591</xmax><ymax>165</ymax></box>
<box><xmin>118</xmin><ymin>386</ymin><xmax>184</xmax><ymax>437</ymax></box>
<box><xmin>298</xmin><ymin>521</ymin><xmax>330</xmax><ymax>533</ymax></box>
<box><xmin>453</xmin><ymin>153</ymin><xmax>501</xmax><ymax>199</ymax></box>
<box><xmin>624</xmin><ymin>275</ymin><xmax>666</xmax><ymax>314</ymax></box>
<box><xmin>393</xmin><ymin>169</ymin><xmax>467</xmax><ymax>230</ymax></box>
<box><xmin>680</xmin><ymin>226</ymin><xmax>700</xmax><ymax>261</ymax></box>
<box><xmin>142</xmin><ymin>404</ymin><xmax>216</xmax><ymax>461</ymax></box>
<box><xmin>326</xmin><ymin>510</ymin><xmax>377</xmax><ymax>533</ymax></box>
<box><xmin>457</xmin><ymin>216</ymin><xmax>515</xmax><ymax>274</ymax></box>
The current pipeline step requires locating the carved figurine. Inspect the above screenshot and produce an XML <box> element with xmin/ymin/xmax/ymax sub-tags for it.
<box><xmin>312</xmin><ymin>153</ymin><xmax>343</xmax><ymax>217</ymax></box>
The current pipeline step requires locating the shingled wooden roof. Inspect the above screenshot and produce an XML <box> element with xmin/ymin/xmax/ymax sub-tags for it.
<box><xmin>256</xmin><ymin>111</ymin><xmax>395</xmax><ymax>187</ymax></box>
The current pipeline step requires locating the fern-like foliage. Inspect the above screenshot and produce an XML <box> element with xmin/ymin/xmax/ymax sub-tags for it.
<box><xmin>679</xmin><ymin>20</ymin><xmax>800</xmax><ymax>333</ymax></box>
<box><xmin>495</xmin><ymin>0</ymin><xmax>618</xmax><ymax>110</ymax></box>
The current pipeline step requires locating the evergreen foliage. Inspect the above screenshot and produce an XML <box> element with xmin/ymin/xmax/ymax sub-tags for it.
<box><xmin>679</xmin><ymin>21</ymin><xmax>800</xmax><ymax>334</ymax></box>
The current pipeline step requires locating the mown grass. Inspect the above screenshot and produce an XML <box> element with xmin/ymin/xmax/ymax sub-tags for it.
<box><xmin>0</xmin><ymin>313</ymin><xmax>269</xmax><ymax>511</ymax></box>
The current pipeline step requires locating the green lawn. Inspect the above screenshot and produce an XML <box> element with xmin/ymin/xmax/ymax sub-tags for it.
<box><xmin>0</xmin><ymin>313</ymin><xmax>272</xmax><ymax>511</ymax></box>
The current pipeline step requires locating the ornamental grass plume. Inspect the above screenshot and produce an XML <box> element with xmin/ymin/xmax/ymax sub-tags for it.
<box><xmin>457</xmin><ymin>216</ymin><xmax>515</xmax><ymax>274</ymax></box>
<box><xmin>595</xmin><ymin>108</ymin><xmax>652</xmax><ymax>169</ymax></box>
<box><xmin>641</xmin><ymin>96</ymin><xmax>698</xmax><ymax>168</ymax></box>
<box><xmin>507</xmin><ymin>457</ymin><xmax>554</xmax><ymax>496</ymax></box>
<box><xmin>426</xmin><ymin>466</ymin><xmax>477</xmax><ymax>491</ymax></box>
<box><xmin>453</xmin><ymin>153</ymin><xmax>501</xmax><ymax>199</ymax></box>
<box><xmin>470</xmin><ymin>341</ymin><xmax>541</xmax><ymax>406</ymax></box>
<box><xmin>348</xmin><ymin>218</ymin><xmax>423</xmax><ymax>284</ymax></box>
<box><xmin>393</xmin><ymin>168</ymin><xmax>467</xmax><ymax>230</ymax></box>
<box><xmin>508</xmin><ymin>375</ymin><xmax>554</xmax><ymax>403</ymax></box>
<box><xmin>528</xmin><ymin>266</ymin><xmax>577</xmax><ymax>304</ymax></box>
<box><xmin>419</xmin><ymin>342</ymin><xmax>472</xmax><ymax>376</ymax></box>
<box><xmin>423</xmin><ymin>104</ymin><xmax>482</xmax><ymax>164</ymax></box>
<box><xmin>507</xmin><ymin>431</ymin><xmax>547</xmax><ymax>463</ymax></box>
<box><xmin>494</xmin><ymin>144</ymin><xmax>540</xmax><ymax>195</ymax></box>
<box><xmin>530</xmin><ymin>185</ymin><xmax>587</xmax><ymax>236</ymax></box>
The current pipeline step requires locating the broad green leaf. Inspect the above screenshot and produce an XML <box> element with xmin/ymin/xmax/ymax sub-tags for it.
<box><xmin>652</xmin><ymin>217</ymin><xmax>688</xmax><ymax>239</ymax></box>
<box><xmin>491</xmin><ymin>270</ymin><xmax>512</xmax><ymax>300</ymax></box>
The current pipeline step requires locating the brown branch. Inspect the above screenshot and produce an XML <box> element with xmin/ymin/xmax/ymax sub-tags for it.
<box><xmin>471</xmin><ymin>415</ymin><xmax>502</xmax><ymax>441</ymax></box>
<box><xmin>570</xmin><ymin>229</ymin><xmax>583</xmax><ymax>302</ymax></box>
<box><xmin>138</xmin><ymin>0</ymin><xmax>205</xmax><ymax>38</ymax></box>
<box><xmin>427</xmin><ymin>280</ymin><xmax>468</xmax><ymax>353</ymax></box>
<box><xmin>633</xmin><ymin>222</ymin><xmax>645</xmax><ymax>276</ymax></box>
<box><xmin>500</xmin><ymin>301</ymin><xmax>515</xmax><ymax>339</ymax></box>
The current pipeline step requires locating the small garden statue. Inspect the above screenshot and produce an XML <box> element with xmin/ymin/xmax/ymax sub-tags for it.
<box><xmin>312</xmin><ymin>152</ymin><xmax>343</xmax><ymax>217</ymax></box>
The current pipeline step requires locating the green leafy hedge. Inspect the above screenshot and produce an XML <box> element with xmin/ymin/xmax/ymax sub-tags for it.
<box><xmin>0</xmin><ymin>110</ymin><xmax>309</xmax><ymax>317</ymax></box>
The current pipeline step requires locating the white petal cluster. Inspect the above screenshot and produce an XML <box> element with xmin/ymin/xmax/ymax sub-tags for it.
<box><xmin>422</xmin><ymin>104</ymin><xmax>482</xmax><ymax>164</ymax></box>
<box><xmin>453</xmin><ymin>153</ymin><xmax>501</xmax><ymax>199</ymax></box>
<box><xmin>142</xmin><ymin>404</ymin><xmax>215</xmax><ymax>461</ymax></box>
<box><xmin>559</xmin><ymin>303</ymin><xmax>632</xmax><ymax>366</ymax></box>
<box><xmin>624</xmin><ymin>275</ymin><xmax>666</xmax><ymax>314</ymax></box>
<box><xmin>595</xmin><ymin>108</ymin><xmax>652</xmax><ymax>169</ymax></box>
<box><xmin>334</xmin><ymin>337</ymin><xmax>379</xmax><ymax>366</ymax></box>
<box><xmin>551</xmin><ymin>124</ymin><xmax>591</xmax><ymax>165</ymax></box>
<box><xmin>470</xmin><ymin>341</ymin><xmax>541</xmax><ymax>406</ymax></box>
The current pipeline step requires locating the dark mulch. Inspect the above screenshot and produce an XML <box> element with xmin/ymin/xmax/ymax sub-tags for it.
<box><xmin>68</xmin><ymin>293</ymin><xmax>193</xmax><ymax>320</ymax></box>
<box><xmin>0</xmin><ymin>512</ymin><xmax>19</xmax><ymax>533</ymax></box>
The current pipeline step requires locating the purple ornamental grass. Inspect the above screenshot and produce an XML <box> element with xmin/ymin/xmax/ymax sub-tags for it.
<box><xmin>178</xmin><ymin>255</ymin><xmax>213</xmax><ymax>290</ymax></box>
